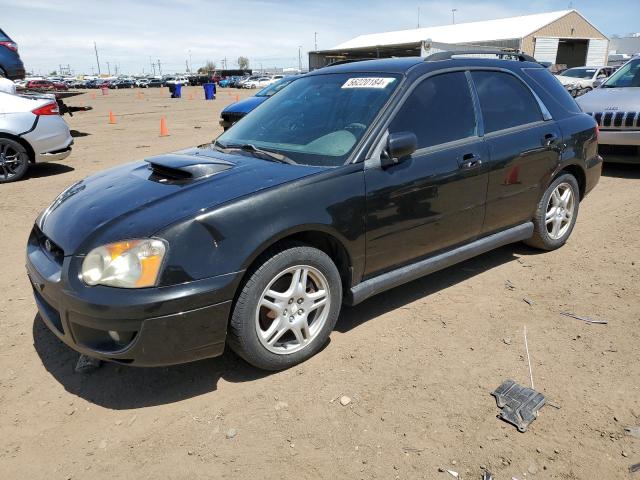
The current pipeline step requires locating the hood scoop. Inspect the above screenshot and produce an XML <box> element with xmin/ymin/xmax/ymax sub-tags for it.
<box><xmin>145</xmin><ymin>153</ymin><xmax>233</xmax><ymax>182</ymax></box>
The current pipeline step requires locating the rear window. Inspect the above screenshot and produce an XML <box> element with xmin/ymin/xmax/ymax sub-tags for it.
<box><xmin>523</xmin><ymin>68</ymin><xmax>582</xmax><ymax>115</ymax></box>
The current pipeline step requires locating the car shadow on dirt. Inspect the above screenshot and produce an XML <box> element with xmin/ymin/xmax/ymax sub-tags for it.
<box><xmin>32</xmin><ymin>316</ymin><xmax>270</xmax><ymax>410</ymax></box>
<box><xmin>32</xmin><ymin>244</ymin><xmax>527</xmax><ymax>410</ymax></box>
<box><xmin>25</xmin><ymin>163</ymin><xmax>74</xmax><ymax>179</ymax></box>
<box><xmin>337</xmin><ymin>244</ymin><xmax>526</xmax><ymax>333</ymax></box>
<box><xmin>601</xmin><ymin>163</ymin><xmax>640</xmax><ymax>179</ymax></box>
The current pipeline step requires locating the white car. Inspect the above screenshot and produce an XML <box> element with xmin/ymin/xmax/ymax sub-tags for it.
<box><xmin>555</xmin><ymin>66</ymin><xmax>614</xmax><ymax>93</ymax></box>
<box><xmin>244</xmin><ymin>77</ymin><xmax>274</xmax><ymax>89</ymax></box>
<box><xmin>0</xmin><ymin>92</ymin><xmax>72</xmax><ymax>183</ymax></box>
<box><xmin>165</xmin><ymin>77</ymin><xmax>189</xmax><ymax>86</ymax></box>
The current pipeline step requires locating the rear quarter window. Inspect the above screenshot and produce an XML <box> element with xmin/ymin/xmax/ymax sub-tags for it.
<box><xmin>523</xmin><ymin>68</ymin><xmax>582</xmax><ymax>115</ymax></box>
<box><xmin>0</xmin><ymin>29</ymin><xmax>10</xmax><ymax>41</ymax></box>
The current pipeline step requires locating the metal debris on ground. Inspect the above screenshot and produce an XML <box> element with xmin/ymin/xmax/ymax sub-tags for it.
<box><xmin>445</xmin><ymin>470</ymin><xmax>459</xmax><ymax>478</ymax></box>
<box><xmin>482</xmin><ymin>471</ymin><xmax>494</xmax><ymax>480</ymax></box>
<box><xmin>522</xmin><ymin>297</ymin><xmax>534</xmax><ymax>306</ymax></box>
<box><xmin>491</xmin><ymin>379</ymin><xmax>546</xmax><ymax>432</ymax></box>
<box><xmin>625</xmin><ymin>426</ymin><xmax>640</xmax><ymax>439</ymax></box>
<box><xmin>630</xmin><ymin>462</ymin><xmax>640</xmax><ymax>474</ymax></box>
<box><xmin>560</xmin><ymin>312</ymin><xmax>608</xmax><ymax>325</ymax></box>
<box><xmin>505</xmin><ymin>280</ymin><xmax>516</xmax><ymax>290</ymax></box>
<box><xmin>74</xmin><ymin>354</ymin><xmax>102</xmax><ymax>373</ymax></box>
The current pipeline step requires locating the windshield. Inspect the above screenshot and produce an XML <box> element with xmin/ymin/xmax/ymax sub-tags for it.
<box><xmin>216</xmin><ymin>73</ymin><xmax>401</xmax><ymax>166</ymax></box>
<box><xmin>256</xmin><ymin>77</ymin><xmax>295</xmax><ymax>97</ymax></box>
<box><xmin>602</xmin><ymin>59</ymin><xmax>640</xmax><ymax>88</ymax></box>
<box><xmin>562</xmin><ymin>68</ymin><xmax>596</xmax><ymax>79</ymax></box>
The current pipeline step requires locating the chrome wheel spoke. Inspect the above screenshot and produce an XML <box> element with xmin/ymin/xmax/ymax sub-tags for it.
<box><xmin>255</xmin><ymin>264</ymin><xmax>331</xmax><ymax>355</ymax></box>
<box><xmin>545</xmin><ymin>206</ymin><xmax>557</xmax><ymax>224</ymax></box>
<box><xmin>546</xmin><ymin>182</ymin><xmax>576</xmax><ymax>240</ymax></box>
<box><xmin>560</xmin><ymin>188</ymin><xmax>572</xmax><ymax>208</ymax></box>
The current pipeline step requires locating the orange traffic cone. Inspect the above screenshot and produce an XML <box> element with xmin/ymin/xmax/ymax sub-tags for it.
<box><xmin>159</xmin><ymin>116</ymin><xmax>169</xmax><ymax>137</ymax></box>
<box><xmin>109</xmin><ymin>111</ymin><xmax>117</xmax><ymax>124</ymax></box>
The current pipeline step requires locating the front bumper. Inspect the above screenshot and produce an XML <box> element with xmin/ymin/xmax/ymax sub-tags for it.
<box><xmin>598</xmin><ymin>130</ymin><xmax>640</xmax><ymax>163</ymax></box>
<box><xmin>26</xmin><ymin>227</ymin><xmax>238</xmax><ymax>366</ymax></box>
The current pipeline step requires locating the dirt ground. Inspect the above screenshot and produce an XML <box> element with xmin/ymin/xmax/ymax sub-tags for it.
<box><xmin>0</xmin><ymin>87</ymin><xmax>639</xmax><ymax>480</ymax></box>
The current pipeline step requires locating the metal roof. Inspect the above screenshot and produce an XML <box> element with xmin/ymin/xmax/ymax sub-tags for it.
<box><xmin>331</xmin><ymin>10</ymin><xmax>574</xmax><ymax>50</ymax></box>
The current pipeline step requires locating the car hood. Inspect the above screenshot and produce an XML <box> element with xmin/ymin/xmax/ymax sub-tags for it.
<box><xmin>36</xmin><ymin>146</ymin><xmax>325</xmax><ymax>255</ymax></box>
<box><xmin>222</xmin><ymin>95</ymin><xmax>267</xmax><ymax>115</ymax></box>
<box><xmin>575</xmin><ymin>87</ymin><xmax>640</xmax><ymax>112</ymax></box>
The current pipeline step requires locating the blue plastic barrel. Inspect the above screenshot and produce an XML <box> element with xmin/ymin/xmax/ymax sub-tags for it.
<box><xmin>203</xmin><ymin>83</ymin><xmax>215</xmax><ymax>100</ymax></box>
<box><xmin>173</xmin><ymin>83</ymin><xmax>182</xmax><ymax>98</ymax></box>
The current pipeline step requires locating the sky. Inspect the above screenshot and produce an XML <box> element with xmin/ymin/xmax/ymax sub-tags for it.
<box><xmin>2</xmin><ymin>0</ymin><xmax>639</xmax><ymax>76</ymax></box>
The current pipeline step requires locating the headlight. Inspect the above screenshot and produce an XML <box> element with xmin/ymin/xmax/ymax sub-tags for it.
<box><xmin>81</xmin><ymin>239</ymin><xmax>167</xmax><ymax>288</ymax></box>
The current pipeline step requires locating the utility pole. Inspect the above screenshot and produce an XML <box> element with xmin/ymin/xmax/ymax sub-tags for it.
<box><xmin>314</xmin><ymin>32</ymin><xmax>318</xmax><ymax>51</ymax></box>
<box><xmin>452</xmin><ymin>8</ymin><xmax>457</xmax><ymax>24</ymax></box>
<box><xmin>94</xmin><ymin>41</ymin><xmax>101</xmax><ymax>75</ymax></box>
<box><xmin>189</xmin><ymin>49</ymin><xmax>192</xmax><ymax>73</ymax></box>
<box><xmin>157</xmin><ymin>59</ymin><xmax>162</xmax><ymax>76</ymax></box>
<box><xmin>298</xmin><ymin>45</ymin><xmax>302</xmax><ymax>72</ymax></box>
<box><xmin>106</xmin><ymin>61</ymin><xmax>111</xmax><ymax>76</ymax></box>
<box><xmin>417</xmin><ymin>6</ymin><xmax>421</xmax><ymax>28</ymax></box>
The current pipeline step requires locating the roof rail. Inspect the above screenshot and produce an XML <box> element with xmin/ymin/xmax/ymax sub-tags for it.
<box><xmin>424</xmin><ymin>50</ymin><xmax>538</xmax><ymax>63</ymax></box>
<box><xmin>323</xmin><ymin>58</ymin><xmax>371</xmax><ymax>68</ymax></box>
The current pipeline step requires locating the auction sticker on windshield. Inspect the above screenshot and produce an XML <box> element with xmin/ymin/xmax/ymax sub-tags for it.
<box><xmin>342</xmin><ymin>77</ymin><xmax>396</xmax><ymax>89</ymax></box>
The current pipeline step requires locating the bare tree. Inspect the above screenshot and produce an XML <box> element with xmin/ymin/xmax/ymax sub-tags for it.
<box><xmin>237</xmin><ymin>56</ymin><xmax>250</xmax><ymax>70</ymax></box>
<box><xmin>197</xmin><ymin>60</ymin><xmax>216</xmax><ymax>74</ymax></box>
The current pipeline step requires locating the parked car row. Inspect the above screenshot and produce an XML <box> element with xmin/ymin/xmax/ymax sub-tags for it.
<box><xmin>555</xmin><ymin>66</ymin><xmax>618</xmax><ymax>97</ymax></box>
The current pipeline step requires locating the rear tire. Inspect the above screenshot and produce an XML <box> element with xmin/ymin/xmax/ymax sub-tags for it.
<box><xmin>228</xmin><ymin>245</ymin><xmax>342</xmax><ymax>371</ymax></box>
<box><xmin>0</xmin><ymin>137</ymin><xmax>30</xmax><ymax>183</ymax></box>
<box><xmin>525</xmin><ymin>173</ymin><xmax>580</xmax><ymax>250</ymax></box>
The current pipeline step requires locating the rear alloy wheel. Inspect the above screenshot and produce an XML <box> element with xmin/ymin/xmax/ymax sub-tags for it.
<box><xmin>228</xmin><ymin>245</ymin><xmax>342</xmax><ymax>370</ymax></box>
<box><xmin>0</xmin><ymin>138</ymin><xmax>29</xmax><ymax>183</ymax></box>
<box><xmin>525</xmin><ymin>173</ymin><xmax>580</xmax><ymax>250</ymax></box>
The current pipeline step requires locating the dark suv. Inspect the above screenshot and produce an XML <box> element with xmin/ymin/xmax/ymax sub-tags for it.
<box><xmin>26</xmin><ymin>53</ymin><xmax>601</xmax><ymax>370</ymax></box>
<box><xmin>0</xmin><ymin>28</ymin><xmax>25</xmax><ymax>79</ymax></box>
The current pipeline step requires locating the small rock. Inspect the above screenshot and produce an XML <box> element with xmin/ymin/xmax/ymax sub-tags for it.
<box><xmin>226</xmin><ymin>428</ymin><xmax>237</xmax><ymax>439</ymax></box>
<box><xmin>528</xmin><ymin>461</ymin><xmax>539</xmax><ymax>474</ymax></box>
<box><xmin>339</xmin><ymin>395</ymin><xmax>352</xmax><ymax>406</ymax></box>
<box><xmin>503</xmin><ymin>337</ymin><xmax>512</xmax><ymax>345</ymax></box>
<box><xmin>536</xmin><ymin>447</ymin><xmax>542</xmax><ymax>454</ymax></box>
<box><xmin>98</xmin><ymin>439</ymin><xmax>107</xmax><ymax>449</ymax></box>
<box><xmin>75</xmin><ymin>355</ymin><xmax>102</xmax><ymax>373</ymax></box>
<box><xmin>554</xmin><ymin>449</ymin><xmax>560</xmax><ymax>454</ymax></box>
<box><xmin>622</xmin><ymin>451</ymin><xmax>628</xmax><ymax>458</ymax></box>
<box><xmin>187</xmin><ymin>450</ymin><xmax>194</xmax><ymax>456</ymax></box>
<box><xmin>451</xmin><ymin>460</ymin><xmax>457</xmax><ymax>465</ymax></box>
<box><xmin>275</xmin><ymin>401</ymin><xmax>289</xmax><ymax>411</ymax></box>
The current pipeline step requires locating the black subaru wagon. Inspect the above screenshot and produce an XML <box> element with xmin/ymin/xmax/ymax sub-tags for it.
<box><xmin>27</xmin><ymin>53</ymin><xmax>602</xmax><ymax>370</ymax></box>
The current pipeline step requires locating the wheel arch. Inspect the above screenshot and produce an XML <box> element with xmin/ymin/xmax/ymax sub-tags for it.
<box><xmin>0</xmin><ymin>132</ymin><xmax>35</xmax><ymax>163</ymax></box>
<box><xmin>554</xmin><ymin>163</ymin><xmax>586</xmax><ymax>199</ymax></box>
<box><xmin>239</xmin><ymin>226</ymin><xmax>355</xmax><ymax>300</ymax></box>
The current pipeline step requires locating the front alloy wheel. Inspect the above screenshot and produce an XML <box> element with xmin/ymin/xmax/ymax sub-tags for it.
<box><xmin>256</xmin><ymin>266</ymin><xmax>330</xmax><ymax>354</ymax></box>
<box><xmin>229</xmin><ymin>244</ymin><xmax>342</xmax><ymax>370</ymax></box>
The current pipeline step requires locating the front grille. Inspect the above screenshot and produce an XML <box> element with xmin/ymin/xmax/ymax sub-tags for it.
<box><xmin>586</xmin><ymin>111</ymin><xmax>640</xmax><ymax>130</ymax></box>
<box><xmin>32</xmin><ymin>225</ymin><xmax>65</xmax><ymax>264</ymax></box>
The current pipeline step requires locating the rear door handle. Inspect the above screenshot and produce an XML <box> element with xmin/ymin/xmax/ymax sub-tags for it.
<box><xmin>459</xmin><ymin>153</ymin><xmax>482</xmax><ymax>170</ymax></box>
<box><xmin>543</xmin><ymin>133</ymin><xmax>559</xmax><ymax>147</ymax></box>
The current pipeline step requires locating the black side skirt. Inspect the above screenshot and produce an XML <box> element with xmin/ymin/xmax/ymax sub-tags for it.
<box><xmin>346</xmin><ymin>222</ymin><xmax>534</xmax><ymax>306</ymax></box>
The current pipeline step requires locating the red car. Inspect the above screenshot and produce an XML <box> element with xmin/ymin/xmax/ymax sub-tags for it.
<box><xmin>25</xmin><ymin>79</ymin><xmax>68</xmax><ymax>91</ymax></box>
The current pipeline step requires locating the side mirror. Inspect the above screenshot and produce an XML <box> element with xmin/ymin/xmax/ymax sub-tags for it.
<box><xmin>381</xmin><ymin>132</ymin><xmax>417</xmax><ymax>168</ymax></box>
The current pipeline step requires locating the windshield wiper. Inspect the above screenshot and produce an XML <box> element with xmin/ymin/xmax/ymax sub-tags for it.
<box><xmin>218</xmin><ymin>142</ymin><xmax>296</xmax><ymax>165</ymax></box>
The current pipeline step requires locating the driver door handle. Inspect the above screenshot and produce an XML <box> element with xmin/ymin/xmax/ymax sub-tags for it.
<box><xmin>459</xmin><ymin>153</ymin><xmax>482</xmax><ymax>170</ymax></box>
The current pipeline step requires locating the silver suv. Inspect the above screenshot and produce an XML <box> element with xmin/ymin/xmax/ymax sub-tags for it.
<box><xmin>576</xmin><ymin>57</ymin><xmax>640</xmax><ymax>163</ymax></box>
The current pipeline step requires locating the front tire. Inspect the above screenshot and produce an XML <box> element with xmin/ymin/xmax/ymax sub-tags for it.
<box><xmin>228</xmin><ymin>245</ymin><xmax>342</xmax><ymax>370</ymax></box>
<box><xmin>525</xmin><ymin>173</ymin><xmax>580</xmax><ymax>250</ymax></box>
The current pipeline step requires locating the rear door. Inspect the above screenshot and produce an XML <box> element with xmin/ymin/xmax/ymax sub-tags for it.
<box><xmin>364</xmin><ymin>71</ymin><xmax>489</xmax><ymax>276</ymax></box>
<box><xmin>470</xmin><ymin>70</ymin><xmax>562</xmax><ymax>234</ymax></box>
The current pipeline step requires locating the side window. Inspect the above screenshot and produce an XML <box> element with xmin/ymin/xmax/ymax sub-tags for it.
<box><xmin>389</xmin><ymin>72</ymin><xmax>477</xmax><ymax>150</ymax></box>
<box><xmin>471</xmin><ymin>71</ymin><xmax>543</xmax><ymax>133</ymax></box>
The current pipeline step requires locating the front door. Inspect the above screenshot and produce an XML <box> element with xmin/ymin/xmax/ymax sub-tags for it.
<box><xmin>364</xmin><ymin>71</ymin><xmax>489</xmax><ymax>277</ymax></box>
